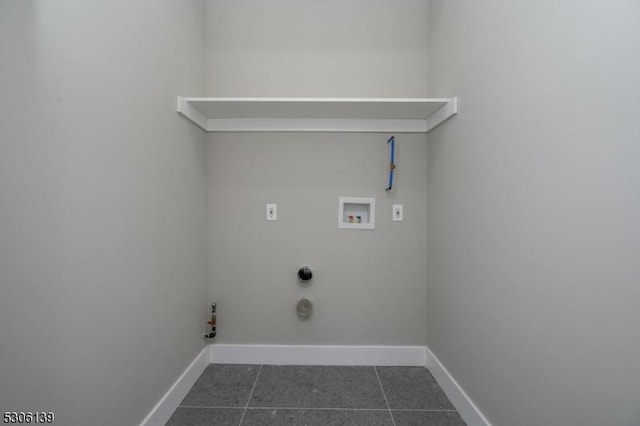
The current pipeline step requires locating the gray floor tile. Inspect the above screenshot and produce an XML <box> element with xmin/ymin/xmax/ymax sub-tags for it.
<box><xmin>249</xmin><ymin>365</ymin><xmax>387</xmax><ymax>409</ymax></box>
<box><xmin>165</xmin><ymin>407</ymin><xmax>244</xmax><ymax>426</ymax></box>
<box><xmin>241</xmin><ymin>408</ymin><xmax>394</xmax><ymax>426</ymax></box>
<box><xmin>392</xmin><ymin>410</ymin><xmax>466</xmax><ymax>426</ymax></box>
<box><xmin>179</xmin><ymin>364</ymin><xmax>259</xmax><ymax>407</ymax></box>
<box><xmin>377</xmin><ymin>367</ymin><xmax>455</xmax><ymax>410</ymax></box>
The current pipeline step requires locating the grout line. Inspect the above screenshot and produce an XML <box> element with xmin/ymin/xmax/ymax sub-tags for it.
<box><xmin>246</xmin><ymin>407</ymin><xmax>390</xmax><ymax>411</ymax></box>
<box><xmin>179</xmin><ymin>405</ymin><xmax>458</xmax><ymax>412</ymax></box>
<box><xmin>179</xmin><ymin>405</ymin><xmax>245</xmax><ymax>410</ymax></box>
<box><xmin>238</xmin><ymin>364</ymin><xmax>262</xmax><ymax>426</ymax></box>
<box><xmin>388</xmin><ymin>409</ymin><xmax>458</xmax><ymax>412</ymax></box>
<box><xmin>374</xmin><ymin>366</ymin><xmax>397</xmax><ymax>426</ymax></box>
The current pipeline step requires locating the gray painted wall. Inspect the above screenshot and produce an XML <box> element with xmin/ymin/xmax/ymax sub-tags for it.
<box><xmin>207</xmin><ymin>133</ymin><xmax>427</xmax><ymax>345</ymax></box>
<box><xmin>427</xmin><ymin>1</ymin><xmax>640</xmax><ymax>425</ymax></box>
<box><xmin>204</xmin><ymin>0</ymin><xmax>429</xmax><ymax>345</ymax></box>
<box><xmin>204</xmin><ymin>0</ymin><xmax>429</xmax><ymax>97</ymax></box>
<box><xmin>0</xmin><ymin>2</ymin><xmax>208</xmax><ymax>425</ymax></box>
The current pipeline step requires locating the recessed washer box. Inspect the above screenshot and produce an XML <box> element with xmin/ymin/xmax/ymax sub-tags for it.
<box><xmin>338</xmin><ymin>197</ymin><xmax>375</xmax><ymax>230</ymax></box>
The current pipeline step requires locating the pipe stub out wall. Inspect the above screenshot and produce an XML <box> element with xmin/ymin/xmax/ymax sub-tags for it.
<box><xmin>296</xmin><ymin>265</ymin><xmax>313</xmax><ymax>318</ymax></box>
<box><xmin>296</xmin><ymin>297</ymin><xmax>313</xmax><ymax>317</ymax></box>
<box><xmin>298</xmin><ymin>265</ymin><xmax>313</xmax><ymax>281</ymax></box>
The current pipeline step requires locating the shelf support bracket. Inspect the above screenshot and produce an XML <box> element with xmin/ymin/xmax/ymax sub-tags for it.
<box><xmin>425</xmin><ymin>97</ymin><xmax>458</xmax><ymax>132</ymax></box>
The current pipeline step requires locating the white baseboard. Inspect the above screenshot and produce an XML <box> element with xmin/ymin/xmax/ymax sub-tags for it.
<box><xmin>426</xmin><ymin>347</ymin><xmax>492</xmax><ymax>426</ymax></box>
<box><xmin>139</xmin><ymin>346</ymin><xmax>209</xmax><ymax>426</ymax></box>
<box><xmin>209</xmin><ymin>344</ymin><xmax>428</xmax><ymax>366</ymax></box>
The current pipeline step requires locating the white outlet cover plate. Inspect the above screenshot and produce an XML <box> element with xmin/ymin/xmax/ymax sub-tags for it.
<box><xmin>393</xmin><ymin>204</ymin><xmax>403</xmax><ymax>221</ymax></box>
<box><xmin>266</xmin><ymin>204</ymin><xmax>277</xmax><ymax>221</ymax></box>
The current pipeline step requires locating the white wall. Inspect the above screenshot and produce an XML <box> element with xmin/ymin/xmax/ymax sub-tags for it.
<box><xmin>0</xmin><ymin>2</ymin><xmax>208</xmax><ymax>425</ymax></box>
<box><xmin>204</xmin><ymin>0</ymin><xmax>429</xmax><ymax>345</ymax></box>
<box><xmin>427</xmin><ymin>1</ymin><xmax>640</xmax><ymax>425</ymax></box>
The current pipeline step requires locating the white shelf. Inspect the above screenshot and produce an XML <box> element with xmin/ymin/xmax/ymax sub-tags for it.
<box><xmin>176</xmin><ymin>97</ymin><xmax>457</xmax><ymax>133</ymax></box>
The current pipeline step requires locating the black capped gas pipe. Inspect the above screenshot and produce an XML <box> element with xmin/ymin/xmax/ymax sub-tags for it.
<box><xmin>298</xmin><ymin>265</ymin><xmax>313</xmax><ymax>281</ymax></box>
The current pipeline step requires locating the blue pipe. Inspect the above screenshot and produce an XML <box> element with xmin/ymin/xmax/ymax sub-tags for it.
<box><xmin>386</xmin><ymin>136</ymin><xmax>395</xmax><ymax>191</ymax></box>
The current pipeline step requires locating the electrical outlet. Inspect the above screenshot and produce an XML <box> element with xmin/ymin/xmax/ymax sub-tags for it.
<box><xmin>392</xmin><ymin>204</ymin><xmax>403</xmax><ymax>221</ymax></box>
<box><xmin>266</xmin><ymin>203</ymin><xmax>277</xmax><ymax>221</ymax></box>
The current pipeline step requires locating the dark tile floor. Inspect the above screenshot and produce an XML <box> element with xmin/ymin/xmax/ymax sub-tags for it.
<box><xmin>166</xmin><ymin>365</ymin><xmax>466</xmax><ymax>426</ymax></box>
